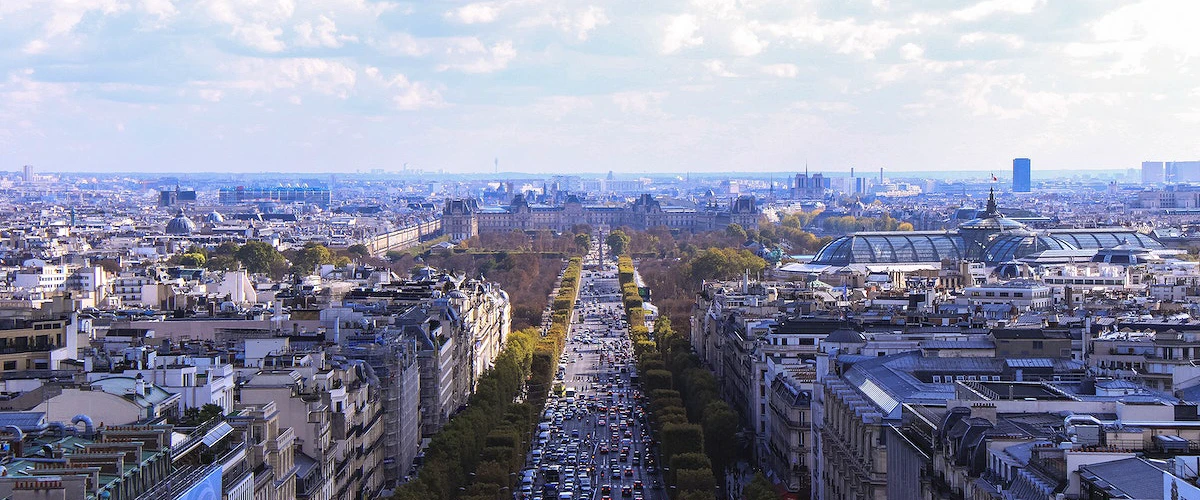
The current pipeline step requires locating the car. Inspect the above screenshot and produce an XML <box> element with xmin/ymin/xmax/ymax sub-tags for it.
<box><xmin>633</xmin><ymin>480</ymin><xmax>643</xmax><ymax>491</ymax></box>
<box><xmin>600</xmin><ymin>485</ymin><xmax>612</xmax><ymax>496</ymax></box>
<box><xmin>621</xmin><ymin>486</ymin><xmax>633</xmax><ymax>497</ymax></box>
<box><xmin>624</xmin><ymin>467</ymin><xmax>634</xmax><ymax>477</ymax></box>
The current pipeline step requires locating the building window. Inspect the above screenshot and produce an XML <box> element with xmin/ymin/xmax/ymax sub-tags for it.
<box><xmin>2</xmin><ymin>361</ymin><xmax>14</xmax><ymax>371</ymax></box>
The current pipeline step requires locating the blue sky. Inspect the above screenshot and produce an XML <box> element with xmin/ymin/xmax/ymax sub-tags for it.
<box><xmin>0</xmin><ymin>0</ymin><xmax>1197</xmax><ymax>174</ymax></box>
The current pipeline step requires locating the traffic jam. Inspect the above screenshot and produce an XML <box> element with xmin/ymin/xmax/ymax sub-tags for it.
<box><xmin>518</xmin><ymin>248</ymin><xmax>664</xmax><ymax>500</ymax></box>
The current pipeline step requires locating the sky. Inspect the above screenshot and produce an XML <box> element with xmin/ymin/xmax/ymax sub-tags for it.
<box><xmin>1</xmin><ymin>0</ymin><xmax>1198</xmax><ymax>175</ymax></box>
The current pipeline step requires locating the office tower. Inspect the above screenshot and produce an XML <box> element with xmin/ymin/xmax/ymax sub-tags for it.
<box><xmin>22</xmin><ymin>165</ymin><xmax>33</xmax><ymax>183</ymax></box>
<box><xmin>1142</xmin><ymin>161</ymin><xmax>1165</xmax><ymax>185</ymax></box>
<box><xmin>1013</xmin><ymin>158</ymin><xmax>1031</xmax><ymax>192</ymax></box>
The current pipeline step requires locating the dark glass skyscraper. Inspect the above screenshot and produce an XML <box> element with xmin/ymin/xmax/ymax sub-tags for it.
<box><xmin>1013</xmin><ymin>158</ymin><xmax>1031</xmax><ymax>192</ymax></box>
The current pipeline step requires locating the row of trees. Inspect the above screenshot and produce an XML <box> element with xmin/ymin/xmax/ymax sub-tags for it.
<box><xmin>618</xmin><ymin>257</ymin><xmax>743</xmax><ymax>500</ymax></box>
<box><xmin>167</xmin><ymin>241</ymin><xmax>366</xmax><ymax>279</ymax></box>
<box><xmin>391</xmin><ymin>257</ymin><xmax>584</xmax><ymax>500</ymax></box>
<box><xmin>819</xmin><ymin>213</ymin><xmax>913</xmax><ymax>233</ymax></box>
<box><xmin>391</xmin><ymin>327</ymin><xmax>539</xmax><ymax>500</ymax></box>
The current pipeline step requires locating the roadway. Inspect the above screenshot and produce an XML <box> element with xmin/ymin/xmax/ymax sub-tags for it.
<box><xmin>518</xmin><ymin>244</ymin><xmax>666</xmax><ymax>500</ymax></box>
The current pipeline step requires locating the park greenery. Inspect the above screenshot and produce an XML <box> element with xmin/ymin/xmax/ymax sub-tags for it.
<box><xmin>391</xmin><ymin>231</ymin><xmax>591</xmax><ymax>330</ymax></box>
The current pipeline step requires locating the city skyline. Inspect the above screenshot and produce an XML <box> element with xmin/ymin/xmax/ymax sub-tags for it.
<box><xmin>2</xmin><ymin>0</ymin><xmax>1198</xmax><ymax>174</ymax></box>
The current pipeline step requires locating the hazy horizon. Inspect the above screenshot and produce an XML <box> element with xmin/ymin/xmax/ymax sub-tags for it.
<box><xmin>2</xmin><ymin>1</ymin><xmax>1196</xmax><ymax>174</ymax></box>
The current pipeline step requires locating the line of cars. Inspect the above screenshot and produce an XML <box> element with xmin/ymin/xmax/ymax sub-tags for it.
<box><xmin>518</xmin><ymin>249</ymin><xmax>664</xmax><ymax>500</ymax></box>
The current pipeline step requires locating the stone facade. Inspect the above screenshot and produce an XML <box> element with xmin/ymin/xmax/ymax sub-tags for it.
<box><xmin>442</xmin><ymin>193</ymin><xmax>761</xmax><ymax>241</ymax></box>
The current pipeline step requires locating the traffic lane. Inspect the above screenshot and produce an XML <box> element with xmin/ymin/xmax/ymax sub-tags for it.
<box><xmin>574</xmin><ymin>272</ymin><xmax>664</xmax><ymax>500</ymax></box>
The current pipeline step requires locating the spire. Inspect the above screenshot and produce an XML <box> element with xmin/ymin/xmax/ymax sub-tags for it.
<box><xmin>986</xmin><ymin>187</ymin><xmax>997</xmax><ymax>215</ymax></box>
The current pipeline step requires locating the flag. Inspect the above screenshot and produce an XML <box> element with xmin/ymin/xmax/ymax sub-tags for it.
<box><xmin>991</xmin><ymin>173</ymin><xmax>998</xmax><ymax>182</ymax></box>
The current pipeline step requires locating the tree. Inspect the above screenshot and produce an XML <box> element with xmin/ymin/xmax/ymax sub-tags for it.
<box><xmin>703</xmin><ymin>401</ymin><xmax>740</xmax><ymax>474</ymax></box>
<box><xmin>347</xmin><ymin>243</ymin><xmax>371</xmax><ymax>259</ymax></box>
<box><xmin>644</xmin><ymin>369</ymin><xmax>673</xmax><ymax>392</ymax></box>
<box><xmin>744</xmin><ymin>472</ymin><xmax>778</xmax><ymax>500</ymax></box>
<box><xmin>180</xmin><ymin>403</ymin><xmax>225</xmax><ymax>426</ymax></box>
<box><xmin>661</xmin><ymin>422</ymin><xmax>704</xmax><ymax>464</ymax></box>
<box><xmin>290</xmin><ymin>242</ymin><xmax>339</xmax><ymax>275</ymax></box>
<box><xmin>204</xmin><ymin>242</ymin><xmax>240</xmax><ymax>271</ymax></box>
<box><xmin>573</xmin><ymin>233</ymin><xmax>591</xmax><ymax>255</ymax></box>
<box><xmin>607</xmin><ymin>230</ymin><xmax>630</xmax><ymax>256</ymax></box>
<box><xmin>177</xmin><ymin>252</ymin><xmax>206</xmax><ymax>268</ymax></box>
<box><xmin>235</xmin><ymin>241</ymin><xmax>288</xmax><ymax>276</ymax></box>
<box><xmin>94</xmin><ymin>259</ymin><xmax>122</xmax><ymax>275</ymax></box>
<box><xmin>726</xmin><ymin>223</ymin><xmax>747</xmax><ymax>241</ymax></box>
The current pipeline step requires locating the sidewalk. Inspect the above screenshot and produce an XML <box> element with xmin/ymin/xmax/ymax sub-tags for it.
<box><xmin>722</xmin><ymin>460</ymin><xmax>753</xmax><ymax>499</ymax></box>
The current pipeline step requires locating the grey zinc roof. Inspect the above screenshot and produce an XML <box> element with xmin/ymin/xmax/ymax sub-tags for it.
<box><xmin>1077</xmin><ymin>457</ymin><xmax>1165</xmax><ymax>500</ymax></box>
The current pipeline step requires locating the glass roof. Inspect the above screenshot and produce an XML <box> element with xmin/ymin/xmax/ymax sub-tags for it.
<box><xmin>810</xmin><ymin>233</ymin><xmax>966</xmax><ymax>266</ymax></box>
<box><xmin>983</xmin><ymin>234</ymin><xmax>1077</xmax><ymax>264</ymax></box>
<box><xmin>810</xmin><ymin>228</ymin><xmax>1162</xmax><ymax>266</ymax></box>
<box><xmin>1047</xmin><ymin>230</ymin><xmax>1163</xmax><ymax>250</ymax></box>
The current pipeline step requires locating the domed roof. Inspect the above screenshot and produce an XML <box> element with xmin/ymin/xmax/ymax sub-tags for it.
<box><xmin>959</xmin><ymin>188</ymin><xmax>1026</xmax><ymax>232</ymax></box>
<box><xmin>207</xmin><ymin>211</ymin><xmax>225</xmax><ymax>224</ymax></box>
<box><xmin>825</xmin><ymin>327</ymin><xmax>866</xmax><ymax>344</ymax></box>
<box><xmin>165</xmin><ymin>209</ymin><xmax>196</xmax><ymax>236</ymax></box>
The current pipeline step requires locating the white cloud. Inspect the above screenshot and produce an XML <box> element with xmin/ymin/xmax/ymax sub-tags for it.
<box><xmin>612</xmin><ymin>91</ymin><xmax>667</xmax><ymax>114</ymax></box>
<box><xmin>374</xmin><ymin>33</ymin><xmax>430</xmax><ymax>57</ymax></box>
<box><xmin>952</xmin><ymin>0</ymin><xmax>1044</xmax><ymax>22</ymax></box>
<box><xmin>218</xmin><ymin>58</ymin><xmax>358</xmax><ymax>98</ymax></box>
<box><xmin>958</xmin><ymin>32</ymin><xmax>1024</xmax><ymax>49</ymax></box>
<box><xmin>365</xmin><ymin>67</ymin><xmax>443</xmax><ymax>110</ymax></box>
<box><xmin>661</xmin><ymin>14</ymin><xmax>703</xmax><ymax>54</ymax></box>
<box><xmin>705</xmin><ymin>60</ymin><xmax>738</xmax><ymax>77</ymax></box>
<box><xmin>437</xmin><ymin>39</ymin><xmax>517</xmax><ymax>73</ymax></box>
<box><xmin>730</xmin><ymin>25</ymin><xmax>766</xmax><ymax>56</ymax></box>
<box><xmin>233</xmin><ymin>24</ymin><xmax>287</xmax><ymax>52</ymax></box>
<box><xmin>295</xmin><ymin>15</ymin><xmax>357</xmax><ymax>48</ymax></box>
<box><xmin>139</xmin><ymin>0</ymin><xmax>178</xmax><ymax>27</ymax></box>
<box><xmin>552</xmin><ymin>5</ymin><xmax>609</xmax><ymax>41</ymax></box>
<box><xmin>899</xmin><ymin>42</ymin><xmax>923</xmax><ymax>61</ymax></box>
<box><xmin>197</xmin><ymin>89</ymin><xmax>224</xmax><ymax>102</ymax></box>
<box><xmin>446</xmin><ymin>2</ymin><xmax>502</xmax><ymax>24</ymax></box>
<box><xmin>760</xmin><ymin>63</ymin><xmax>798</xmax><ymax>78</ymax></box>
<box><xmin>758</xmin><ymin>17</ymin><xmax>910</xmax><ymax>59</ymax></box>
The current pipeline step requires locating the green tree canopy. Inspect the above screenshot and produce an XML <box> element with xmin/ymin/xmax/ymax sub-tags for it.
<box><xmin>573</xmin><ymin>233</ymin><xmax>591</xmax><ymax>254</ymax></box>
<box><xmin>725</xmin><ymin>223</ymin><xmax>747</xmax><ymax>241</ymax></box>
<box><xmin>235</xmin><ymin>241</ymin><xmax>288</xmax><ymax>277</ymax></box>
<box><xmin>290</xmin><ymin>242</ymin><xmax>339</xmax><ymax>275</ymax></box>
<box><xmin>347</xmin><ymin>243</ymin><xmax>371</xmax><ymax>259</ymax></box>
<box><xmin>607</xmin><ymin>230</ymin><xmax>630</xmax><ymax>256</ymax></box>
<box><xmin>177</xmin><ymin>252</ymin><xmax>206</xmax><ymax>268</ymax></box>
<box><xmin>684</xmin><ymin>247</ymin><xmax>767</xmax><ymax>284</ymax></box>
